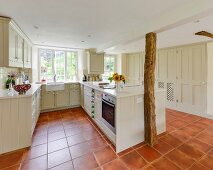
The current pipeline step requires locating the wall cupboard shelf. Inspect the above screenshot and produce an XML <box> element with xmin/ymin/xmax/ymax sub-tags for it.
<box><xmin>0</xmin><ymin>17</ymin><xmax>32</xmax><ymax>68</ymax></box>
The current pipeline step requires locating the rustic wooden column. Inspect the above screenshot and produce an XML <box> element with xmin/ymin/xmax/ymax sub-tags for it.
<box><xmin>144</xmin><ymin>32</ymin><xmax>158</xmax><ymax>146</ymax></box>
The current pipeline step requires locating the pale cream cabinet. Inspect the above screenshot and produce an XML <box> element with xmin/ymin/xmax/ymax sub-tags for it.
<box><xmin>70</xmin><ymin>84</ymin><xmax>80</xmax><ymax>106</ymax></box>
<box><xmin>41</xmin><ymin>83</ymin><xmax>80</xmax><ymax>112</ymax></box>
<box><xmin>94</xmin><ymin>90</ymin><xmax>102</xmax><ymax>120</ymax></box>
<box><xmin>0</xmin><ymin>17</ymin><xmax>32</xmax><ymax>68</ymax></box>
<box><xmin>80</xmin><ymin>84</ymin><xmax>84</xmax><ymax>108</ymax></box>
<box><xmin>87</xmin><ymin>51</ymin><xmax>104</xmax><ymax>74</ymax></box>
<box><xmin>41</xmin><ymin>91</ymin><xmax>55</xmax><ymax>110</ymax></box>
<box><xmin>0</xmin><ymin>86</ymin><xmax>41</xmax><ymax>154</ymax></box>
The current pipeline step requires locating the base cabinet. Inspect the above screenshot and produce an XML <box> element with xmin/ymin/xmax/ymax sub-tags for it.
<box><xmin>0</xmin><ymin>87</ymin><xmax>41</xmax><ymax>154</ymax></box>
<box><xmin>41</xmin><ymin>83</ymin><xmax>80</xmax><ymax>112</ymax></box>
<box><xmin>41</xmin><ymin>91</ymin><xmax>55</xmax><ymax>110</ymax></box>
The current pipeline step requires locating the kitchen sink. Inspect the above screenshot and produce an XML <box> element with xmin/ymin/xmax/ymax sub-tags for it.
<box><xmin>46</xmin><ymin>82</ymin><xmax>65</xmax><ymax>91</ymax></box>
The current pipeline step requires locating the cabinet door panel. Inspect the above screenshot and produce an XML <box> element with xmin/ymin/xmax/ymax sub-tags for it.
<box><xmin>41</xmin><ymin>92</ymin><xmax>55</xmax><ymax>110</ymax></box>
<box><xmin>55</xmin><ymin>90</ymin><xmax>70</xmax><ymax>107</ymax></box>
<box><xmin>70</xmin><ymin>90</ymin><xmax>80</xmax><ymax>106</ymax></box>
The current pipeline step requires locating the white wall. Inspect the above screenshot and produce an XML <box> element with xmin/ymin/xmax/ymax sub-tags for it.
<box><xmin>77</xmin><ymin>49</ymin><xmax>87</xmax><ymax>80</ymax></box>
<box><xmin>207</xmin><ymin>42</ymin><xmax>213</xmax><ymax>116</ymax></box>
<box><xmin>31</xmin><ymin>46</ymin><xmax>39</xmax><ymax>82</ymax></box>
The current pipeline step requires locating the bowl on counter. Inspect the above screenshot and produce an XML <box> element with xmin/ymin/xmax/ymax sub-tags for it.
<box><xmin>13</xmin><ymin>84</ymin><xmax>31</xmax><ymax>95</ymax></box>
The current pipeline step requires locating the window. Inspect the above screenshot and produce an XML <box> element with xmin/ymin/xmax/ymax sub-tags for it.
<box><xmin>39</xmin><ymin>49</ymin><xmax>78</xmax><ymax>82</ymax></box>
<box><xmin>103</xmin><ymin>55</ymin><xmax>116</xmax><ymax>80</ymax></box>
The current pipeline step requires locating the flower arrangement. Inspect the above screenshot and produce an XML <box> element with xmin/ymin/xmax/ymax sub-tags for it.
<box><xmin>5</xmin><ymin>71</ymin><xmax>17</xmax><ymax>89</ymax></box>
<box><xmin>108</xmin><ymin>73</ymin><xmax>125</xmax><ymax>84</ymax></box>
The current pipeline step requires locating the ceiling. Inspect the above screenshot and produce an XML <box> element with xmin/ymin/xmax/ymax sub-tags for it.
<box><xmin>0</xmin><ymin>0</ymin><xmax>212</xmax><ymax>52</ymax></box>
<box><xmin>106</xmin><ymin>14</ymin><xmax>213</xmax><ymax>53</ymax></box>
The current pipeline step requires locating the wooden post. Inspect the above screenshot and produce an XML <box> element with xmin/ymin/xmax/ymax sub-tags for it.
<box><xmin>144</xmin><ymin>32</ymin><xmax>158</xmax><ymax>146</ymax></box>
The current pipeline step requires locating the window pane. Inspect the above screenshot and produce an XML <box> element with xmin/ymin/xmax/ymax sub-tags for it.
<box><xmin>104</xmin><ymin>56</ymin><xmax>115</xmax><ymax>77</ymax></box>
<box><xmin>55</xmin><ymin>51</ymin><xmax>65</xmax><ymax>81</ymax></box>
<box><xmin>67</xmin><ymin>52</ymin><xmax>77</xmax><ymax>81</ymax></box>
<box><xmin>40</xmin><ymin>49</ymin><xmax>54</xmax><ymax>81</ymax></box>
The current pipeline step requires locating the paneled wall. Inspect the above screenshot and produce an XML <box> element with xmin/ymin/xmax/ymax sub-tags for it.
<box><xmin>121</xmin><ymin>42</ymin><xmax>213</xmax><ymax>118</ymax></box>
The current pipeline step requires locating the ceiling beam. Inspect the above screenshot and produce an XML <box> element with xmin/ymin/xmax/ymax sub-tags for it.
<box><xmin>195</xmin><ymin>31</ymin><xmax>213</xmax><ymax>38</ymax></box>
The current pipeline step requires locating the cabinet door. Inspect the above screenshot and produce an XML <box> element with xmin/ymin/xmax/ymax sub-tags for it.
<box><xmin>55</xmin><ymin>90</ymin><xmax>70</xmax><ymax>108</ymax></box>
<box><xmin>89</xmin><ymin>53</ymin><xmax>104</xmax><ymax>74</ymax></box>
<box><xmin>41</xmin><ymin>92</ymin><xmax>55</xmax><ymax>110</ymax></box>
<box><xmin>84</xmin><ymin>94</ymin><xmax>91</xmax><ymax>115</ymax></box>
<box><xmin>70</xmin><ymin>90</ymin><xmax>80</xmax><ymax>106</ymax></box>
<box><xmin>17</xmin><ymin>35</ymin><xmax>23</xmax><ymax>67</ymax></box>
<box><xmin>8</xmin><ymin>26</ymin><xmax>17</xmax><ymax>67</ymax></box>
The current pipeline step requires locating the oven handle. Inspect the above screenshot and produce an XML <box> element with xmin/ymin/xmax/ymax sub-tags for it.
<box><xmin>102</xmin><ymin>99</ymin><xmax>115</xmax><ymax>108</ymax></box>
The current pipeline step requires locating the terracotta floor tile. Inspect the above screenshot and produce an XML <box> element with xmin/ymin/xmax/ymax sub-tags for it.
<box><xmin>69</xmin><ymin>141</ymin><xmax>91</xmax><ymax>159</ymax></box>
<box><xmin>21</xmin><ymin>155</ymin><xmax>47</xmax><ymax>170</ymax></box>
<box><xmin>152</xmin><ymin>157</ymin><xmax>181</xmax><ymax>170</ymax></box>
<box><xmin>132</xmin><ymin>141</ymin><xmax>146</xmax><ymax>149</ymax></box>
<box><xmin>47</xmin><ymin>148</ymin><xmax>71</xmax><ymax>169</ymax></box>
<box><xmin>117</xmin><ymin>147</ymin><xmax>134</xmax><ymax>157</ymax></box>
<box><xmin>64</xmin><ymin>127</ymin><xmax>82</xmax><ymax>137</ymax></box>
<box><xmin>193</xmin><ymin>122</ymin><xmax>209</xmax><ymax>130</ymax></box>
<box><xmin>199</xmin><ymin>155</ymin><xmax>213</xmax><ymax>169</ymax></box>
<box><xmin>165</xmin><ymin>149</ymin><xmax>195</xmax><ymax>169</ymax></box>
<box><xmin>171</xmin><ymin>130</ymin><xmax>192</xmax><ymax>142</ymax></box>
<box><xmin>196</xmin><ymin>132</ymin><xmax>213</xmax><ymax>145</ymax></box>
<box><xmin>48</xmin><ymin>130</ymin><xmax>66</xmax><ymax>142</ymax></box>
<box><xmin>160</xmin><ymin>134</ymin><xmax>182</xmax><ymax>147</ymax></box>
<box><xmin>166</xmin><ymin>125</ymin><xmax>176</xmax><ymax>133</ymax></box>
<box><xmin>198</xmin><ymin>118</ymin><xmax>213</xmax><ymax>125</ymax></box>
<box><xmin>48</xmin><ymin>124</ymin><xmax>64</xmax><ymax>133</ymax></box>
<box><xmin>169</xmin><ymin>120</ymin><xmax>188</xmax><ymax>129</ymax></box>
<box><xmin>180</xmin><ymin>114</ymin><xmax>201</xmax><ymax>123</ymax></box>
<box><xmin>166</xmin><ymin>115</ymin><xmax>177</xmax><ymax>123</ymax></box>
<box><xmin>189</xmin><ymin>162</ymin><xmax>209</xmax><ymax>170</ymax></box>
<box><xmin>3</xmin><ymin>164</ymin><xmax>21</xmax><ymax>170</ymax></box>
<box><xmin>178</xmin><ymin>143</ymin><xmax>204</xmax><ymax>160</ymax></box>
<box><xmin>143</xmin><ymin>165</ymin><xmax>156</xmax><ymax>170</ymax></box>
<box><xmin>120</xmin><ymin>151</ymin><xmax>147</xmax><ymax>169</ymax></box>
<box><xmin>49</xmin><ymin>161</ymin><xmax>74</xmax><ymax>170</ymax></box>
<box><xmin>208</xmin><ymin>149</ymin><xmax>213</xmax><ymax>157</ymax></box>
<box><xmin>94</xmin><ymin>146</ymin><xmax>117</xmax><ymax>165</ymax></box>
<box><xmin>82</xmin><ymin>130</ymin><xmax>101</xmax><ymax>141</ymax></box>
<box><xmin>73</xmin><ymin>153</ymin><xmax>99</xmax><ymax>170</ymax></box>
<box><xmin>0</xmin><ymin>150</ymin><xmax>24</xmax><ymax>169</ymax></box>
<box><xmin>102</xmin><ymin>159</ymin><xmax>129</xmax><ymax>170</ymax></box>
<box><xmin>204</xmin><ymin>126</ymin><xmax>213</xmax><ymax>137</ymax></box>
<box><xmin>180</xmin><ymin>126</ymin><xmax>201</xmax><ymax>136</ymax></box>
<box><xmin>153</xmin><ymin>140</ymin><xmax>174</xmax><ymax>154</ymax></box>
<box><xmin>48</xmin><ymin>138</ymin><xmax>68</xmax><ymax>153</ymax></box>
<box><xmin>169</xmin><ymin>111</ymin><xmax>187</xmax><ymax>117</ymax></box>
<box><xmin>23</xmin><ymin>144</ymin><xmax>47</xmax><ymax>161</ymax></box>
<box><xmin>33</xmin><ymin>128</ymin><xmax>47</xmax><ymax>137</ymax></box>
<box><xmin>32</xmin><ymin>134</ymin><xmax>47</xmax><ymax>146</ymax></box>
<box><xmin>67</xmin><ymin>134</ymin><xmax>87</xmax><ymax>146</ymax></box>
<box><xmin>136</xmin><ymin>145</ymin><xmax>161</xmax><ymax>162</ymax></box>
<box><xmin>186</xmin><ymin>138</ymin><xmax>212</xmax><ymax>153</ymax></box>
<box><xmin>87</xmin><ymin>137</ymin><xmax>108</xmax><ymax>152</ymax></box>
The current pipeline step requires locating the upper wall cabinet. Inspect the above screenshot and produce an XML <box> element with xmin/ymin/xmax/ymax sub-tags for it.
<box><xmin>87</xmin><ymin>50</ymin><xmax>104</xmax><ymax>74</ymax></box>
<box><xmin>0</xmin><ymin>17</ymin><xmax>32</xmax><ymax>68</ymax></box>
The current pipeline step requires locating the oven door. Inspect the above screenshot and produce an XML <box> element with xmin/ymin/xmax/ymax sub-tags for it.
<box><xmin>102</xmin><ymin>99</ymin><xmax>116</xmax><ymax>134</ymax></box>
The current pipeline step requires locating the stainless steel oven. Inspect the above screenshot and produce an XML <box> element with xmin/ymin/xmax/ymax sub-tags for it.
<box><xmin>102</xmin><ymin>93</ymin><xmax>116</xmax><ymax>134</ymax></box>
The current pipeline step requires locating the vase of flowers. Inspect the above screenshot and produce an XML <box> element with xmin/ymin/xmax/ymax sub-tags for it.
<box><xmin>108</xmin><ymin>73</ymin><xmax>125</xmax><ymax>92</ymax></box>
<box><xmin>5</xmin><ymin>71</ymin><xmax>17</xmax><ymax>89</ymax></box>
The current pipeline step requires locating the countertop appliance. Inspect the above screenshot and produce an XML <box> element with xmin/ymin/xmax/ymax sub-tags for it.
<box><xmin>102</xmin><ymin>93</ymin><xmax>116</xmax><ymax>134</ymax></box>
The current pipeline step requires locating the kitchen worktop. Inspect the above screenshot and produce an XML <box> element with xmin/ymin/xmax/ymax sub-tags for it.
<box><xmin>80</xmin><ymin>81</ymin><xmax>165</xmax><ymax>98</ymax></box>
<box><xmin>0</xmin><ymin>84</ymin><xmax>41</xmax><ymax>99</ymax></box>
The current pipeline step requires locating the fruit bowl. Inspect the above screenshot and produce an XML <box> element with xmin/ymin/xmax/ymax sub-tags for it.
<box><xmin>13</xmin><ymin>84</ymin><xmax>31</xmax><ymax>95</ymax></box>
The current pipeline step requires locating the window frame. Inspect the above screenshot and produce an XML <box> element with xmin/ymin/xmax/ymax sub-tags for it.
<box><xmin>103</xmin><ymin>54</ymin><xmax>117</xmax><ymax>80</ymax></box>
<box><xmin>38</xmin><ymin>48</ymin><xmax>78</xmax><ymax>82</ymax></box>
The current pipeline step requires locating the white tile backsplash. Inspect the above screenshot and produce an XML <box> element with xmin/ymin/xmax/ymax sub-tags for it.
<box><xmin>0</xmin><ymin>67</ymin><xmax>32</xmax><ymax>89</ymax></box>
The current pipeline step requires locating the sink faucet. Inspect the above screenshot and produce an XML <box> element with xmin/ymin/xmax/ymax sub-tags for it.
<box><xmin>53</xmin><ymin>74</ymin><xmax>57</xmax><ymax>82</ymax></box>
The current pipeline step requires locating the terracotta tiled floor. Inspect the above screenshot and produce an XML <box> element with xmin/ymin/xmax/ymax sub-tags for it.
<box><xmin>0</xmin><ymin>108</ymin><xmax>212</xmax><ymax>170</ymax></box>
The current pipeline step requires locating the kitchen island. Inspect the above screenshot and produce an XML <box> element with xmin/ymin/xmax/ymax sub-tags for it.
<box><xmin>81</xmin><ymin>82</ymin><xmax>166</xmax><ymax>153</ymax></box>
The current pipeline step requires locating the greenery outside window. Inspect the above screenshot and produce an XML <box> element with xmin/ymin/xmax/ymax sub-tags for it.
<box><xmin>39</xmin><ymin>49</ymin><xmax>78</xmax><ymax>82</ymax></box>
<box><xmin>103</xmin><ymin>55</ymin><xmax>116</xmax><ymax>80</ymax></box>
